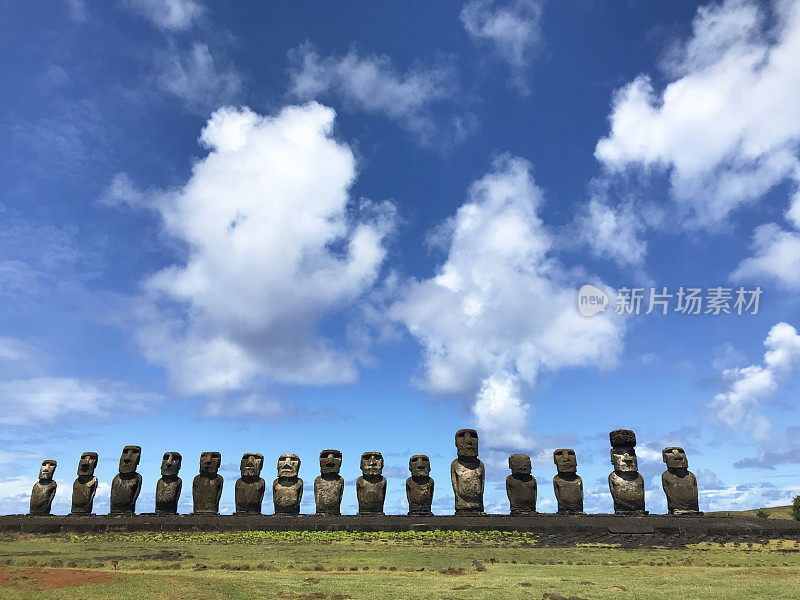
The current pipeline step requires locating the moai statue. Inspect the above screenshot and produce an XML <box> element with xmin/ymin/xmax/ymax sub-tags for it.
<box><xmin>662</xmin><ymin>447</ymin><xmax>701</xmax><ymax>515</ymax></box>
<box><xmin>608</xmin><ymin>429</ymin><xmax>647</xmax><ymax>515</ymax></box>
<box><xmin>155</xmin><ymin>452</ymin><xmax>182</xmax><ymax>514</ymax></box>
<box><xmin>110</xmin><ymin>445</ymin><xmax>142</xmax><ymax>515</ymax></box>
<box><xmin>193</xmin><ymin>451</ymin><xmax>223</xmax><ymax>514</ymax></box>
<box><xmin>314</xmin><ymin>449</ymin><xmax>344</xmax><ymax>515</ymax></box>
<box><xmin>506</xmin><ymin>454</ymin><xmax>537</xmax><ymax>515</ymax></box>
<box><xmin>29</xmin><ymin>460</ymin><xmax>57</xmax><ymax>515</ymax></box>
<box><xmin>451</xmin><ymin>428</ymin><xmax>485</xmax><ymax>515</ymax></box>
<box><xmin>406</xmin><ymin>455</ymin><xmax>434</xmax><ymax>516</ymax></box>
<box><xmin>552</xmin><ymin>449</ymin><xmax>584</xmax><ymax>514</ymax></box>
<box><xmin>357</xmin><ymin>452</ymin><xmax>387</xmax><ymax>515</ymax></box>
<box><xmin>235</xmin><ymin>453</ymin><xmax>265</xmax><ymax>514</ymax></box>
<box><xmin>273</xmin><ymin>454</ymin><xmax>303</xmax><ymax>514</ymax></box>
<box><xmin>71</xmin><ymin>452</ymin><xmax>98</xmax><ymax>515</ymax></box>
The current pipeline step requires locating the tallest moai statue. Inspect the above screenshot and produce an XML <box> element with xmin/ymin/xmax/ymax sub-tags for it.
<box><xmin>608</xmin><ymin>429</ymin><xmax>647</xmax><ymax>515</ymax></box>
<box><xmin>451</xmin><ymin>428</ymin><xmax>485</xmax><ymax>515</ymax></box>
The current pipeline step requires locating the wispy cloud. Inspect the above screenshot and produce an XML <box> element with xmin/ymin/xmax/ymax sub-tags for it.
<box><xmin>124</xmin><ymin>0</ymin><xmax>205</xmax><ymax>32</ymax></box>
<box><xmin>154</xmin><ymin>42</ymin><xmax>243</xmax><ymax>114</ymax></box>
<box><xmin>0</xmin><ymin>377</ymin><xmax>160</xmax><ymax>426</ymax></box>
<box><xmin>287</xmin><ymin>43</ymin><xmax>469</xmax><ymax>145</ymax></box>
<box><xmin>460</xmin><ymin>0</ymin><xmax>543</xmax><ymax>94</ymax></box>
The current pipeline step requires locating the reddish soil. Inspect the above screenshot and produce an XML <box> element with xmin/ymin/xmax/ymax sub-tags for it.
<box><xmin>0</xmin><ymin>567</ymin><xmax>116</xmax><ymax>590</ymax></box>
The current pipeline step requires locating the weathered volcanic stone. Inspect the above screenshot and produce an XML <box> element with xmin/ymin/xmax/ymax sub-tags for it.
<box><xmin>71</xmin><ymin>452</ymin><xmax>98</xmax><ymax>515</ymax></box>
<box><xmin>193</xmin><ymin>451</ymin><xmax>223</xmax><ymax>515</ymax></box>
<box><xmin>110</xmin><ymin>446</ymin><xmax>142</xmax><ymax>515</ymax></box>
<box><xmin>451</xmin><ymin>428</ymin><xmax>485</xmax><ymax>515</ymax></box>
<box><xmin>30</xmin><ymin>460</ymin><xmax>57</xmax><ymax>515</ymax></box>
<box><xmin>273</xmin><ymin>454</ymin><xmax>302</xmax><ymax>515</ymax></box>
<box><xmin>609</xmin><ymin>429</ymin><xmax>646</xmax><ymax>515</ymax></box>
<box><xmin>506</xmin><ymin>453</ymin><xmax>537</xmax><ymax>515</ymax></box>
<box><xmin>662</xmin><ymin>447</ymin><xmax>701</xmax><ymax>515</ymax></box>
<box><xmin>406</xmin><ymin>455</ymin><xmax>434</xmax><ymax>516</ymax></box>
<box><xmin>155</xmin><ymin>452</ymin><xmax>182</xmax><ymax>514</ymax></box>
<box><xmin>235</xmin><ymin>453</ymin><xmax>265</xmax><ymax>515</ymax></box>
<box><xmin>552</xmin><ymin>448</ymin><xmax>583</xmax><ymax>514</ymax></box>
<box><xmin>357</xmin><ymin>452</ymin><xmax>386</xmax><ymax>515</ymax></box>
<box><xmin>314</xmin><ymin>450</ymin><xmax>344</xmax><ymax>515</ymax></box>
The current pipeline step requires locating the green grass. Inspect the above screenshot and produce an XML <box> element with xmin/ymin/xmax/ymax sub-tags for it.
<box><xmin>0</xmin><ymin>531</ymin><xmax>799</xmax><ymax>599</ymax></box>
<box><xmin>707</xmin><ymin>505</ymin><xmax>796</xmax><ymax>519</ymax></box>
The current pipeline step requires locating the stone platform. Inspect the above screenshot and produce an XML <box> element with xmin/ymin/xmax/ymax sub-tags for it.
<box><xmin>2</xmin><ymin>514</ymin><xmax>799</xmax><ymax>548</ymax></box>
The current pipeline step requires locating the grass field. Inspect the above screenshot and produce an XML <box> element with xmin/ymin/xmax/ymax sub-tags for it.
<box><xmin>1</xmin><ymin>531</ymin><xmax>799</xmax><ymax>599</ymax></box>
<box><xmin>707</xmin><ymin>505</ymin><xmax>796</xmax><ymax>520</ymax></box>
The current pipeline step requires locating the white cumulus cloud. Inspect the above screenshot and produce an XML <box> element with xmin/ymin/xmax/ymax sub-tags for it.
<box><xmin>710</xmin><ymin>322</ymin><xmax>800</xmax><ymax>442</ymax></box>
<box><xmin>135</xmin><ymin>102</ymin><xmax>395</xmax><ymax>396</ymax></box>
<box><xmin>460</xmin><ymin>0</ymin><xmax>543</xmax><ymax>93</ymax></box>
<box><xmin>125</xmin><ymin>0</ymin><xmax>205</xmax><ymax>32</ymax></box>
<box><xmin>390</xmin><ymin>155</ymin><xmax>624</xmax><ymax>449</ymax></box>
<box><xmin>287</xmin><ymin>44</ymin><xmax>465</xmax><ymax>144</ymax></box>
<box><xmin>589</xmin><ymin>0</ymin><xmax>800</xmax><ymax>270</ymax></box>
<box><xmin>732</xmin><ymin>222</ymin><xmax>800</xmax><ymax>288</ymax></box>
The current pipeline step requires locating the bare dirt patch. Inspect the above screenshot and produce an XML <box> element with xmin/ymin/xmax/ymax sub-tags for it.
<box><xmin>0</xmin><ymin>567</ymin><xmax>116</xmax><ymax>590</ymax></box>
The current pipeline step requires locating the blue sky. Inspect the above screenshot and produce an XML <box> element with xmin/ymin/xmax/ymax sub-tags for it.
<box><xmin>1</xmin><ymin>0</ymin><xmax>799</xmax><ymax>516</ymax></box>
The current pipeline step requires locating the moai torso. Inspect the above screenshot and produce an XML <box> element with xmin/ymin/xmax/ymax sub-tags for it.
<box><xmin>356</xmin><ymin>476</ymin><xmax>387</xmax><ymax>514</ymax></box>
<box><xmin>155</xmin><ymin>452</ymin><xmax>182</xmax><ymax>514</ymax></box>
<box><xmin>71</xmin><ymin>452</ymin><xmax>98</xmax><ymax>515</ymax></box>
<box><xmin>407</xmin><ymin>455</ymin><xmax>434</xmax><ymax>516</ymax></box>
<box><xmin>30</xmin><ymin>460</ymin><xmax>58</xmax><ymax>515</ymax></box>
<box><xmin>110</xmin><ymin>446</ymin><xmax>142</xmax><ymax>515</ymax></box>
<box><xmin>235</xmin><ymin>453</ymin><xmax>265</xmax><ymax>514</ymax></box>
<box><xmin>72</xmin><ymin>476</ymin><xmax>98</xmax><ymax>514</ymax></box>
<box><xmin>406</xmin><ymin>477</ymin><xmax>434</xmax><ymax>515</ymax></box>
<box><xmin>662</xmin><ymin>447</ymin><xmax>700</xmax><ymax>514</ymax></box>
<box><xmin>273</xmin><ymin>478</ymin><xmax>303</xmax><ymax>514</ymax></box>
<box><xmin>155</xmin><ymin>478</ymin><xmax>182</xmax><ymax>514</ymax></box>
<box><xmin>553</xmin><ymin>449</ymin><xmax>583</xmax><ymax>514</ymax></box>
<box><xmin>357</xmin><ymin>452</ymin><xmax>386</xmax><ymax>515</ymax></box>
<box><xmin>315</xmin><ymin>449</ymin><xmax>344</xmax><ymax>515</ymax></box>
<box><xmin>110</xmin><ymin>473</ymin><xmax>142</xmax><ymax>514</ymax></box>
<box><xmin>315</xmin><ymin>476</ymin><xmax>344</xmax><ymax>514</ymax></box>
<box><xmin>608</xmin><ymin>429</ymin><xmax>646</xmax><ymax>514</ymax></box>
<box><xmin>193</xmin><ymin>452</ymin><xmax>223</xmax><ymax>514</ymax></box>
<box><xmin>553</xmin><ymin>473</ymin><xmax>583</xmax><ymax>513</ymax></box>
<box><xmin>451</xmin><ymin>428</ymin><xmax>484</xmax><ymax>514</ymax></box>
<box><xmin>273</xmin><ymin>454</ymin><xmax>302</xmax><ymax>514</ymax></box>
<box><xmin>608</xmin><ymin>471</ymin><xmax>645</xmax><ymax>512</ymax></box>
<box><xmin>506</xmin><ymin>454</ymin><xmax>536</xmax><ymax>515</ymax></box>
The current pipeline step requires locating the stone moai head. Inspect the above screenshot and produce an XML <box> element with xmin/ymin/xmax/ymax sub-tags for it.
<box><xmin>455</xmin><ymin>428</ymin><xmax>479</xmax><ymax>458</ymax></box>
<box><xmin>161</xmin><ymin>452</ymin><xmax>182</xmax><ymax>477</ymax></box>
<box><xmin>610</xmin><ymin>429</ymin><xmax>638</xmax><ymax>473</ymax></box>
<box><xmin>200</xmin><ymin>451</ymin><xmax>222</xmax><ymax>476</ymax></box>
<box><xmin>240</xmin><ymin>453</ymin><xmax>263</xmax><ymax>478</ymax></box>
<box><xmin>39</xmin><ymin>460</ymin><xmax>57</xmax><ymax>481</ymax></box>
<box><xmin>360</xmin><ymin>452</ymin><xmax>384</xmax><ymax>476</ymax></box>
<box><xmin>662</xmin><ymin>446</ymin><xmax>689</xmax><ymax>469</ymax></box>
<box><xmin>509</xmin><ymin>453</ymin><xmax>531</xmax><ymax>475</ymax></box>
<box><xmin>277</xmin><ymin>454</ymin><xmax>300</xmax><ymax>478</ymax></box>
<box><xmin>553</xmin><ymin>449</ymin><xmax>577</xmax><ymax>473</ymax></box>
<box><xmin>319</xmin><ymin>449</ymin><xmax>342</xmax><ymax>475</ymax></box>
<box><xmin>409</xmin><ymin>455</ymin><xmax>431</xmax><ymax>477</ymax></box>
<box><xmin>118</xmin><ymin>446</ymin><xmax>141</xmax><ymax>474</ymax></box>
<box><xmin>77</xmin><ymin>452</ymin><xmax>98</xmax><ymax>476</ymax></box>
